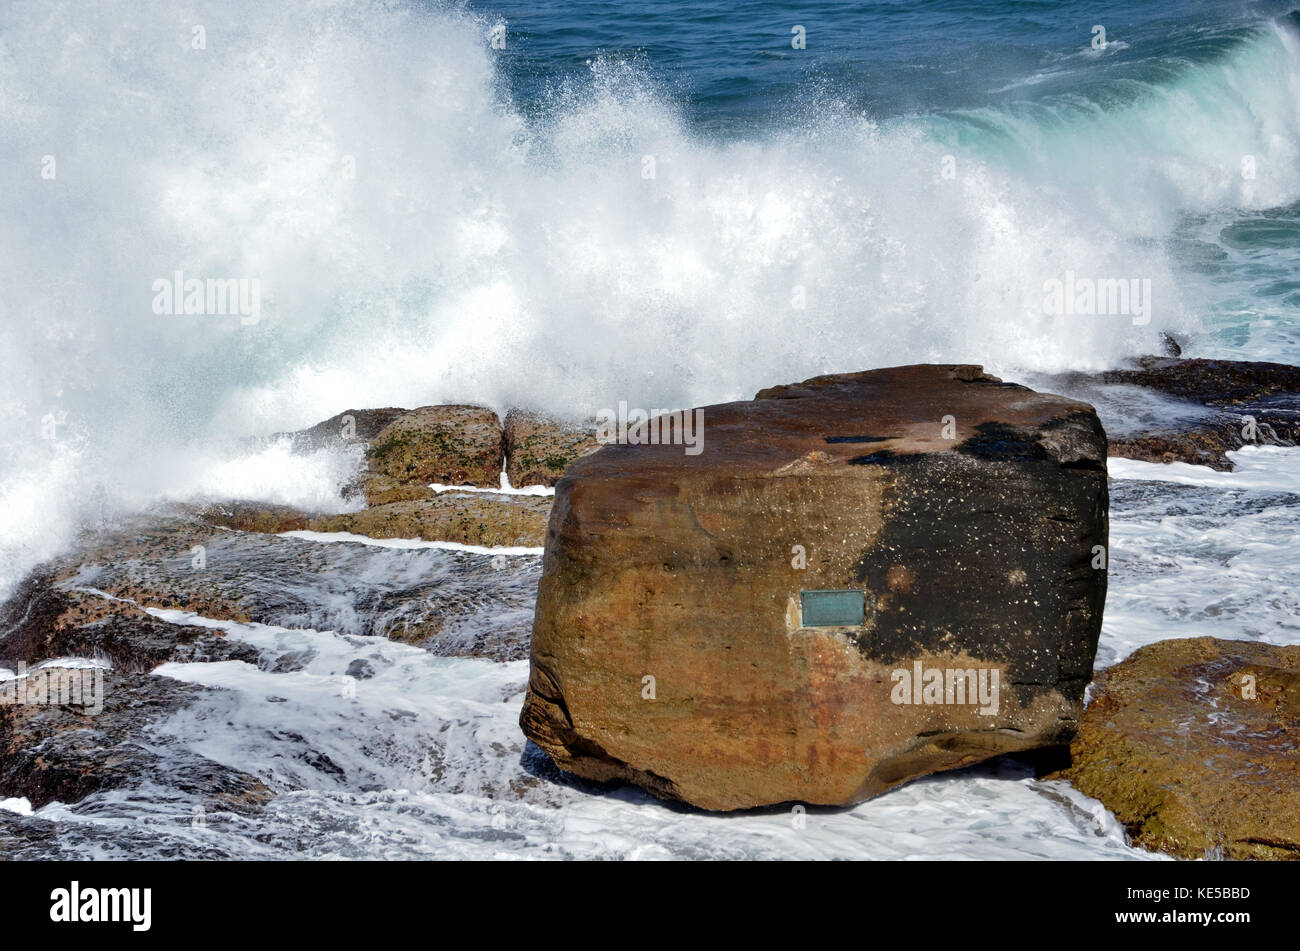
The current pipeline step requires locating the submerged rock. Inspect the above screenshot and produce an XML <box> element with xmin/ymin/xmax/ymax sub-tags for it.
<box><xmin>503</xmin><ymin>410</ymin><xmax>601</xmax><ymax>488</ymax></box>
<box><xmin>0</xmin><ymin>568</ymin><xmax>259</xmax><ymax>672</ymax></box>
<box><xmin>1049</xmin><ymin>636</ymin><xmax>1300</xmax><ymax>860</ymax></box>
<box><xmin>521</xmin><ymin>364</ymin><xmax>1109</xmax><ymax>811</ymax></box>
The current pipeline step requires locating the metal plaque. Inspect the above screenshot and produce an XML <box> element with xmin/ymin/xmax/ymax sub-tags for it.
<box><xmin>800</xmin><ymin>589</ymin><xmax>865</xmax><ymax>627</ymax></box>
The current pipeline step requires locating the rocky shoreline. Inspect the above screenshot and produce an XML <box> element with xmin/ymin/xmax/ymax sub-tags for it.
<box><xmin>1054</xmin><ymin>356</ymin><xmax>1299</xmax><ymax>470</ymax></box>
<box><xmin>1</xmin><ymin>356</ymin><xmax>1297</xmax><ymax>860</ymax></box>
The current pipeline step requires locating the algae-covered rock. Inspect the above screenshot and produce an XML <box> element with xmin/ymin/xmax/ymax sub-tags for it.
<box><xmin>363</xmin><ymin>405</ymin><xmax>504</xmax><ymax>502</ymax></box>
<box><xmin>309</xmin><ymin>494</ymin><xmax>549</xmax><ymax>547</ymax></box>
<box><xmin>503</xmin><ymin>410</ymin><xmax>600</xmax><ymax>488</ymax></box>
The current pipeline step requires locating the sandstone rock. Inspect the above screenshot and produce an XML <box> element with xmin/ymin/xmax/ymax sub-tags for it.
<box><xmin>363</xmin><ymin>406</ymin><xmax>505</xmax><ymax>503</ymax></box>
<box><xmin>187</xmin><ymin>490</ymin><xmax>551</xmax><ymax>548</ymax></box>
<box><xmin>1105</xmin><ymin>423</ymin><xmax>1250</xmax><ymax>471</ymax></box>
<box><xmin>355</xmin><ymin>473</ymin><xmax>439</xmax><ymax>506</ymax></box>
<box><xmin>503</xmin><ymin>410</ymin><xmax>601</xmax><ymax>488</ymax></box>
<box><xmin>308</xmin><ymin>494</ymin><xmax>550</xmax><ymax>548</ymax></box>
<box><xmin>521</xmin><ymin>364</ymin><xmax>1108</xmax><ymax>810</ymax></box>
<box><xmin>1049</xmin><ymin>636</ymin><xmax>1300</xmax><ymax>860</ymax></box>
<box><xmin>1100</xmin><ymin>356</ymin><xmax>1300</xmax><ymax>406</ymax></box>
<box><xmin>196</xmin><ymin>500</ymin><xmax>313</xmax><ymax>534</ymax></box>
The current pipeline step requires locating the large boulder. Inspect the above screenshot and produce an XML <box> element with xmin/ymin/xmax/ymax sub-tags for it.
<box><xmin>521</xmin><ymin>364</ymin><xmax>1108</xmax><ymax>811</ymax></box>
<box><xmin>1048</xmin><ymin>636</ymin><xmax>1300</xmax><ymax>860</ymax></box>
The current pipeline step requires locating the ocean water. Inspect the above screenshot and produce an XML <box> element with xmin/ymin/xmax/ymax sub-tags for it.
<box><xmin>1</xmin><ymin>0</ymin><xmax>1298</xmax><ymax>858</ymax></box>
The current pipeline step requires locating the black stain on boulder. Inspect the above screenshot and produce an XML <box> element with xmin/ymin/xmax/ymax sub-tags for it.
<box><xmin>956</xmin><ymin>422</ymin><xmax>1050</xmax><ymax>463</ymax></box>
<box><xmin>850</xmin><ymin>438</ymin><xmax>1107</xmax><ymax>693</ymax></box>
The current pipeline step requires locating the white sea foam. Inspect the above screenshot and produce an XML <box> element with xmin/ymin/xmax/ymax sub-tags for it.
<box><xmin>1102</xmin><ymin>446</ymin><xmax>1300</xmax><ymax>667</ymax></box>
<box><xmin>1108</xmin><ymin>445</ymin><xmax>1300</xmax><ymax>493</ymax></box>
<box><xmin>429</xmin><ymin>477</ymin><xmax>556</xmax><ymax>497</ymax></box>
<box><xmin>18</xmin><ymin>608</ymin><xmax>1152</xmax><ymax>859</ymax></box>
<box><xmin>174</xmin><ymin>439</ymin><xmax>367</xmax><ymax>513</ymax></box>
<box><xmin>0</xmin><ymin>798</ymin><xmax>34</xmax><ymax>817</ymax></box>
<box><xmin>279</xmin><ymin>529</ymin><xmax>543</xmax><ymax>555</ymax></box>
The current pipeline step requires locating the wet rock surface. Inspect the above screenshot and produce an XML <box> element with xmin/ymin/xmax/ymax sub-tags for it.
<box><xmin>1073</xmin><ymin>357</ymin><xmax>1300</xmax><ymax>470</ymax></box>
<box><xmin>0</xmin><ymin>670</ymin><xmax>272</xmax><ymax>812</ymax></box>
<box><xmin>1100</xmin><ymin>356</ymin><xmax>1300</xmax><ymax>406</ymax></box>
<box><xmin>280</xmin><ymin>407</ymin><xmax>409</xmax><ymax>452</ymax></box>
<box><xmin>0</xmin><ymin>397</ymin><xmax>556</xmax><ymax>855</ymax></box>
<box><xmin>0</xmin><ymin>501</ymin><xmax>542</xmax><ymax>853</ymax></box>
<box><xmin>6</xmin><ymin>513</ymin><xmax>540</xmax><ymax>660</ymax></box>
<box><xmin>309</xmin><ymin>494</ymin><xmax>550</xmax><ymax>547</ymax></box>
<box><xmin>0</xmin><ymin>568</ymin><xmax>259</xmax><ymax>672</ymax></box>
<box><xmin>1048</xmin><ymin>636</ymin><xmax>1300</xmax><ymax>860</ymax></box>
<box><xmin>195</xmin><ymin>500</ymin><xmax>314</xmax><ymax>535</ymax></box>
<box><xmin>196</xmin><ymin>493</ymin><xmax>551</xmax><ymax>549</ymax></box>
